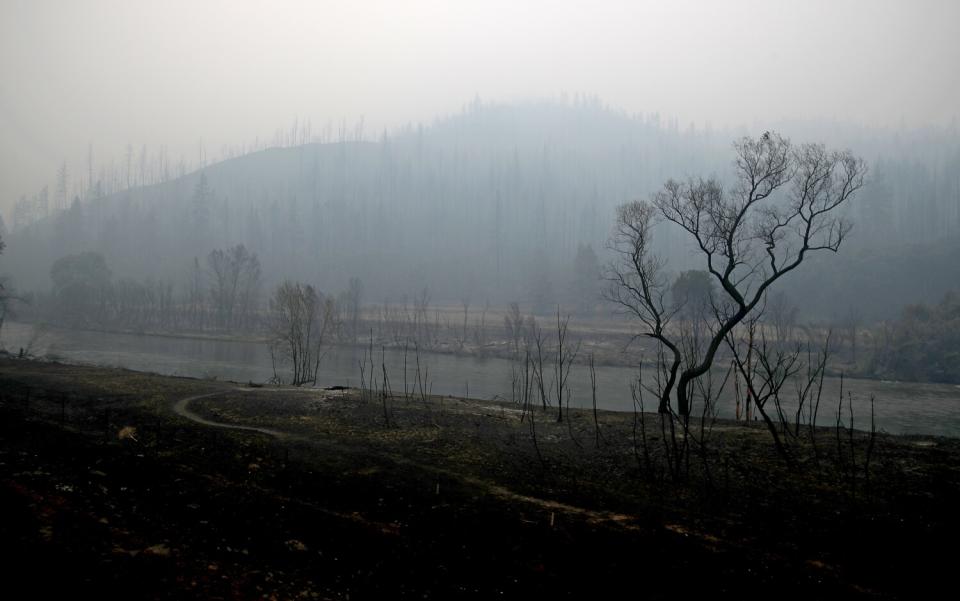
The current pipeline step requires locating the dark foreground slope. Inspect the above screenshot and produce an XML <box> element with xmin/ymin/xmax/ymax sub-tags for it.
<box><xmin>1</xmin><ymin>358</ymin><xmax>958</xmax><ymax>599</ymax></box>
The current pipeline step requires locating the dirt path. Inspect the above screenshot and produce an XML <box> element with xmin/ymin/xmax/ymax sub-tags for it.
<box><xmin>172</xmin><ymin>390</ymin><xmax>289</xmax><ymax>439</ymax></box>
<box><xmin>168</xmin><ymin>389</ymin><xmax>656</xmax><ymax>533</ymax></box>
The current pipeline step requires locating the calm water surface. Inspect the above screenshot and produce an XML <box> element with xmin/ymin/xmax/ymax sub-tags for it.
<box><xmin>3</xmin><ymin>322</ymin><xmax>958</xmax><ymax>437</ymax></box>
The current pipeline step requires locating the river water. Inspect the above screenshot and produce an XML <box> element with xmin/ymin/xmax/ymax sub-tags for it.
<box><xmin>3</xmin><ymin>322</ymin><xmax>958</xmax><ymax>437</ymax></box>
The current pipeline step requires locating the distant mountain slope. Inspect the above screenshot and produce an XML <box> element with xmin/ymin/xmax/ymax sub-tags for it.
<box><xmin>5</xmin><ymin>102</ymin><xmax>727</xmax><ymax>300</ymax></box>
<box><xmin>4</xmin><ymin>100</ymin><xmax>959</xmax><ymax>319</ymax></box>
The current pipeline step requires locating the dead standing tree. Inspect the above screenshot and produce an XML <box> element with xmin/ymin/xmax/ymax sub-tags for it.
<box><xmin>207</xmin><ymin>244</ymin><xmax>261</xmax><ymax>331</ymax></box>
<box><xmin>267</xmin><ymin>281</ymin><xmax>337</xmax><ymax>385</ymax></box>
<box><xmin>606</xmin><ymin>132</ymin><xmax>866</xmax><ymax>418</ymax></box>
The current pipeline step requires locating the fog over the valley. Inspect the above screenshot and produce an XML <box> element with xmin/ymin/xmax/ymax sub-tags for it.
<box><xmin>9</xmin><ymin>4</ymin><xmax>960</xmax><ymax>595</ymax></box>
<box><xmin>3</xmin><ymin>0</ymin><xmax>958</xmax><ymax>215</ymax></box>
<box><xmin>1</xmin><ymin>0</ymin><xmax>959</xmax><ymax>341</ymax></box>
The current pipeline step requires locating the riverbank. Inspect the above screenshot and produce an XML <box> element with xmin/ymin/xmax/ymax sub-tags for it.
<box><xmin>1</xmin><ymin>357</ymin><xmax>958</xmax><ymax>598</ymax></box>
<box><xmin>5</xmin><ymin>314</ymin><xmax>903</xmax><ymax>383</ymax></box>
<box><xmin>5</xmin><ymin>321</ymin><xmax>960</xmax><ymax>437</ymax></box>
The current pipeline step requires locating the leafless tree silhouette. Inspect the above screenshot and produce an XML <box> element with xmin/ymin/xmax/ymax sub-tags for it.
<box><xmin>606</xmin><ymin>132</ymin><xmax>866</xmax><ymax>417</ymax></box>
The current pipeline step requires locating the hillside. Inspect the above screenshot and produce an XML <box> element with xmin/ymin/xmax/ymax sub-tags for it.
<box><xmin>4</xmin><ymin>101</ymin><xmax>959</xmax><ymax>319</ymax></box>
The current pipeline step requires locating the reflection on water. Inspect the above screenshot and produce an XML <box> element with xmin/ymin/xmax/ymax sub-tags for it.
<box><xmin>3</xmin><ymin>322</ymin><xmax>958</xmax><ymax>437</ymax></box>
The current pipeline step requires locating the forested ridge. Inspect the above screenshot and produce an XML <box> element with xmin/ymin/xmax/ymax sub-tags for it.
<box><xmin>4</xmin><ymin>100</ymin><xmax>959</xmax><ymax>320</ymax></box>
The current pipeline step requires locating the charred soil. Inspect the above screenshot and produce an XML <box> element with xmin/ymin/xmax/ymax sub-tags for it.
<box><xmin>1</xmin><ymin>358</ymin><xmax>958</xmax><ymax>599</ymax></box>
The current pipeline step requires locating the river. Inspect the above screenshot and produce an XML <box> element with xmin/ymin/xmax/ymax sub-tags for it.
<box><xmin>2</xmin><ymin>321</ymin><xmax>958</xmax><ymax>437</ymax></box>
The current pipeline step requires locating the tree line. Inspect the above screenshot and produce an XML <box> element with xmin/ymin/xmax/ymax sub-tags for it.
<box><xmin>5</xmin><ymin>100</ymin><xmax>958</xmax><ymax>322</ymax></box>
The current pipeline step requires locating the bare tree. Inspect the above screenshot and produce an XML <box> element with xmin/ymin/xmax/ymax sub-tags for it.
<box><xmin>459</xmin><ymin>297</ymin><xmax>470</xmax><ymax>348</ymax></box>
<box><xmin>604</xmin><ymin>200</ymin><xmax>680</xmax><ymax>413</ymax></box>
<box><xmin>267</xmin><ymin>281</ymin><xmax>337</xmax><ymax>385</ymax></box>
<box><xmin>56</xmin><ymin>161</ymin><xmax>69</xmax><ymax>212</ymax></box>
<box><xmin>841</xmin><ymin>305</ymin><xmax>862</xmax><ymax>365</ymax></box>
<box><xmin>503</xmin><ymin>301</ymin><xmax>525</xmax><ymax>356</ymax></box>
<box><xmin>345</xmin><ymin>276</ymin><xmax>363</xmax><ymax>342</ymax></box>
<box><xmin>207</xmin><ymin>244</ymin><xmax>261</xmax><ymax>330</ymax></box>
<box><xmin>606</xmin><ymin>132</ymin><xmax>866</xmax><ymax>416</ymax></box>
<box><xmin>553</xmin><ymin>306</ymin><xmax>580</xmax><ymax>422</ymax></box>
<box><xmin>767</xmin><ymin>290</ymin><xmax>799</xmax><ymax>347</ymax></box>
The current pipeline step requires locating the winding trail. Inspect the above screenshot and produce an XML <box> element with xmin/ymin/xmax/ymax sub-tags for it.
<box><xmin>168</xmin><ymin>389</ymin><xmax>671</xmax><ymax>535</ymax></box>
<box><xmin>172</xmin><ymin>390</ymin><xmax>288</xmax><ymax>439</ymax></box>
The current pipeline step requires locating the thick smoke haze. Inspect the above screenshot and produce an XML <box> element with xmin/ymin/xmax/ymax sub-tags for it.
<box><xmin>4</xmin><ymin>4</ymin><xmax>960</xmax><ymax>595</ymax></box>
<box><xmin>2</xmin><ymin>0</ymin><xmax>959</xmax><ymax>217</ymax></box>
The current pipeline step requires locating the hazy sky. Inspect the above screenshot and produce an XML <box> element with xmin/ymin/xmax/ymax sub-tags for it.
<box><xmin>2</xmin><ymin>0</ymin><xmax>959</xmax><ymax>220</ymax></box>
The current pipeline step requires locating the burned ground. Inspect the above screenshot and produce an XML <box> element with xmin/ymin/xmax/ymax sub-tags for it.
<box><xmin>1</xmin><ymin>358</ymin><xmax>958</xmax><ymax>599</ymax></box>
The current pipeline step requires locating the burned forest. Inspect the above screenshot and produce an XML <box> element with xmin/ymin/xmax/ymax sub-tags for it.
<box><xmin>2</xmin><ymin>2</ymin><xmax>959</xmax><ymax>599</ymax></box>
